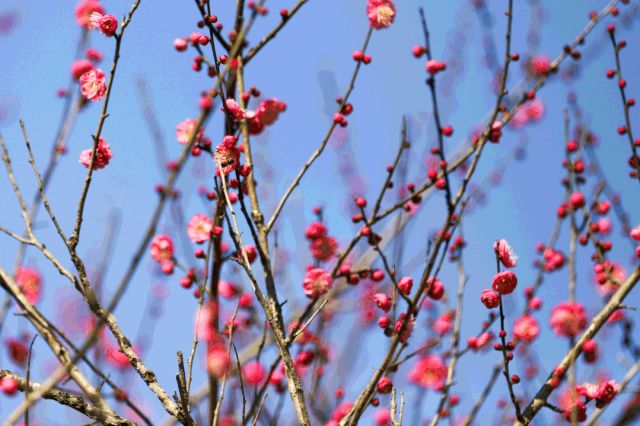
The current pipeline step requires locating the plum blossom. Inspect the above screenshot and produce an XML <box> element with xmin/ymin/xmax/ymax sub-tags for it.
<box><xmin>305</xmin><ymin>222</ymin><xmax>327</xmax><ymax>241</ymax></box>
<box><xmin>71</xmin><ymin>59</ymin><xmax>94</xmax><ymax>80</ymax></box>
<box><xmin>492</xmin><ymin>270</ymin><xmax>518</xmax><ymax>295</ymax></box>
<box><xmin>408</xmin><ymin>355</ymin><xmax>447</xmax><ymax>388</ymax></box>
<box><xmin>15</xmin><ymin>267</ymin><xmax>42</xmax><ymax>305</ymax></box>
<box><xmin>176</xmin><ymin>119</ymin><xmax>204</xmax><ymax>145</ymax></box>
<box><xmin>0</xmin><ymin>376</ymin><xmax>18</xmax><ymax>395</ymax></box>
<box><xmin>187</xmin><ymin>213</ymin><xmax>213</xmax><ymax>243</ymax></box>
<box><xmin>550</xmin><ymin>302</ymin><xmax>587</xmax><ymax>337</ymax></box>
<box><xmin>224</xmin><ymin>99</ymin><xmax>245</xmax><ymax>120</ymax></box>
<box><xmin>207</xmin><ymin>347</ymin><xmax>231</xmax><ymax>378</ymax></box>
<box><xmin>79</xmin><ymin>137</ymin><xmax>112</xmax><ymax>169</ymax></box>
<box><xmin>468</xmin><ymin>331</ymin><xmax>494</xmax><ymax>352</ymax></box>
<box><xmin>489</xmin><ymin>121</ymin><xmax>503</xmax><ymax>143</ymax></box>
<box><xmin>256</xmin><ymin>99</ymin><xmax>284</xmax><ymax>125</ymax></box>
<box><xmin>564</xmin><ymin>401</ymin><xmax>587</xmax><ymax>423</ymax></box>
<box><xmin>513</xmin><ymin>315</ymin><xmax>539</xmax><ymax>343</ymax></box>
<box><xmin>434</xmin><ymin>311</ymin><xmax>454</xmax><ymax>334</ymax></box>
<box><xmin>367</xmin><ymin>0</ymin><xmax>396</xmax><ymax>29</ymax></box>
<box><xmin>6</xmin><ymin>338</ymin><xmax>28</xmax><ymax>367</ymax></box>
<box><xmin>79</xmin><ymin>68</ymin><xmax>106</xmax><ymax>101</ymax></box>
<box><xmin>374</xmin><ymin>409</ymin><xmax>391</xmax><ymax>426</ymax></box>
<box><xmin>242</xmin><ymin>361</ymin><xmax>266</xmax><ymax>385</ymax></box>
<box><xmin>214</xmin><ymin>143</ymin><xmax>241</xmax><ymax>176</ymax></box>
<box><xmin>426</xmin><ymin>277</ymin><xmax>444</xmax><ymax>300</ymax></box>
<box><xmin>374</xmin><ymin>293</ymin><xmax>391</xmax><ymax>313</ymax></box>
<box><xmin>303</xmin><ymin>268</ymin><xmax>333</xmax><ymax>298</ymax></box>
<box><xmin>311</xmin><ymin>236</ymin><xmax>338</xmax><ymax>261</ymax></box>
<box><xmin>75</xmin><ymin>0</ymin><xmax>104</xmax><ymax>28</ymax></box>
<box><xmin>494</xmin><ymin>239</ymin><xmax>518</xmax><ymax>268</ymax></box>
<box><xmin>394</xmin><ymin>312</ymin><xmax>414</xmax><ymax>343</ymax></box>
<box><xmin>150</xmin><ymin>234</ymin><xmax>174</xmax><ymax>263</ymax></box>
<box><xmin>481</xmin><ymin>289</ymin><xmax>500</xmax><ymax>309</ymax></box>
<box><xmin>90</xmin><ymin>12</ymin><xmax>117</xmax><ymax>36</ymax></box>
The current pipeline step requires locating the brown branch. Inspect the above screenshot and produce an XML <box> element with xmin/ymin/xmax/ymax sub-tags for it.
<box><xmin>512</xmin><ymin>265</ymin><xmax>640</xmax><ymax>425</ymax></box>
<box><xmin>0</xmin><ymin>370</ymin><xmax>140</xmax><ymax>426</ymax></box>
<box><xmin>243</xmin><ymin>0</ymin><xmax>311</xmax><ymax>65</ymax></box>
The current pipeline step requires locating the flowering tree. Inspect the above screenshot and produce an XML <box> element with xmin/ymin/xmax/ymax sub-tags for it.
<box><xmin>1</xmin><ymin>0</ymin><xmax>640</xmax><ymax>425</ymax></box>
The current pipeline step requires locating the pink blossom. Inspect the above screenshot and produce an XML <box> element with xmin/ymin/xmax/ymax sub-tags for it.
<box><xmin>85</xmin><ymin>47</ymin><xmax>102</xmax><ymax>61</ymax></box>
<box><xmin>426</xmin><ymin>277</ymin><xmax>444</xmax><ymax>300</ymax></box>
<box><xmin>15</xmin><ymin>267</ymin><xmax>41</xmax><ymax>306</ymax></box>
<box><xmin>481</xmin><ymin>289</ymin><xmax>499</xmax><ymax>309</ymax></box>
<box><xmin>398</xmin><ymin>277</ymin><xmax>413</xmax><ymax>295</ymax></box>
<box><xmin>75</xmin><ymin>0</ymin><xmax>104</xmax><ymax>28</ymax></box>
<box><xmin>377</xmin><ymin>377</ymin><xmax>393</xmax><ymax>394</ymax></box>
<box><xmin>174</xmin><ymin>38</ymin><xmax>188</xmax><ymax>51</ymax></box>
<box><xmin>494</xmin><ymin>239</ymin><xmax>518</xmax><ymax>268</ymax></box>
<box><xmin>595</xmin><ymin>380</ymin><xmax>618</xmax><ymax>407</ymax></box>
<box><xmin>576</xmin><ymin>382</ymin><xmax>600</xmax><ymax>399</ymax></box>
<box><xmin>89</xmin><ymin>11</ymin><xmax>103</xmax><ymax>29</ymax></box>
<box><xmin>98</xmin><ymin>14</ymin><xmax>117</xmax><ymax>36</ymax></box>
<box><xmin>79</xmin><ymin>137</ymin><xmax>112</xmax><ymax>169</ymax></box>
<box><xmin>394</xmin><ymin>312</ymin><xmax>414</xmax><ymax>343</ymax></box>
<box><xmin>374</xmin><ymin>293</ymin><xmax>391</xmax><ymax>313</ymax></box>
<box><xmin>311</xmin><ymin>236</ymin><xmax>338</xmax><ymax>261</ymax></box>
<box><xmin>196</xmin><ymin>302</ymin><xmax>219</xmax><ymax>342</ymax></box>
<box><xmin>242</xmin><ymin>361</ymin><xmax>265</xmax><ymax>385</ymax></box>
<box><xmin>332</xmin><ymin>402</ymin><xmax>354</xmax><ymax>421</ymax></box>
<box><xmin>305</xmin><ymin>222</ymin><xmax>327</xmax><ymax>240</ymax></box>
<box><xmin>596</xmin><ymin>218</ymin><xmax>612</xmax><ymax>235</ymax></box>
<box><xmin>513</xmin><ymin>315</ymin><xmax>539</xmax><ymax>343</ymax></box>
<box><xmin>79</xmin><ymin>68</ymin><xmax>106</xmax><ymax>101</ymax></box>
<box><xmin>187</xmin><ymin>214</ymin><xmax>212</xmax><ymax>244</ymax></box>
<box><xmin>245</xmin><ymin>110</ymin><xmax>265</xmax><ymax>135</ymax></box>
<box><xmin>303</xmin><ymin>268</ymin><xmax>333</xmax><ymax>298</ymax></box>
<box><xmin>71</xmin><ymin>59</ymin><xmax>94</xmax><ymax>80</ymax></box>
<box><xmin>508</xmin><ymin>107</ymin><xmax>528</xmax><ymax>130</ymax></box>
<box><xmin>207</xmin><ymin>347</ymin><xmax>231</xmax><ymax>378</ymax></box>
<box><xmin>434</xmin><ymin>311</ymin><xmax>454</xmax><ymax>334</ymax></box>
<box><xmin>374</xmin><ymin>408</ymin><xmax>391</xmax><ymax>426</ymax></box>
<box><xmin>550</xmin><ymin>302</ymin><xmax>588</xmax><ymax>337</ymax></box>
<box><xmin>150</xmin><ymin>234</ymin><xmax>174</xmax><ymax>263</ymax></box>
<box><xmin>408</xmin><ymin>355</ymin><xmax>447</xmax><ymax>388</ymax></box>
<box><xmin>176</xmin><ymin>119</ymin><xmax>204</xmax><ymax>145</ymax></box>
<box><xmin>489</xmin><ymin>121</ymin><xmax>503</xmax><ymax>143</ymax></box>
<box><xmin>564</xmin><ymin>401</ymin><xmax>586</xmax><ymax>423</ymax></box>
<box><xmin>256</xmin><ymin>99</ymin><xmax>283</xmax><ymax>125</ymax></box>
<box><xmin>469</xmin><ymin>332</ymin><xmax>494</xmax><ymax>352</ymax></box>
<box><xmin>238</xmin><ymin>245</ymin><xmax>257</xmax><ymax>264</ymax></box>
<box><xmin>218</xmin><ymin>281</ymin><xmax>238</xmax><ymax>299</ymax></box>
<box><xmin>224</xmin><ymin>99</ymin><xmax>245</xmax><ymax>120</ymax></box>
<box><xmin>426</xmin><ymin>59</ymin><xmax>441</xmax><ymax>74</ymax></box>
<box><xmin>214</xmin><ymin>143</ymin><xmax>241</xmax><ymax>176</ymax></box>
<box><xmin>0</xmin><ymin>376</ymin><xmax>18</xmax><ymax>395</ymax></box>
<box><xmin>530</xmin><ymin>54</ymin><xmax>551</xmax><ymax>76</ymax></box>
<box><xmin>525</xmin><ymin>98</ymin><xmax>545</xmax><ymax>121</ymax></box>
<box><xmin>492</xmin><ymin>270</ymin><xmax>518</xmax><ymax>295</ymax></box>
<box><xmin>367</xmin><ymin>0</ymin><xmax>396</xmax><ymax>29</ymax></box>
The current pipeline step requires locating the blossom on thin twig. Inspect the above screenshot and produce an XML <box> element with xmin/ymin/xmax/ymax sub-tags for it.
<box><xmin>79</xmin><ymin>137</ymin><xmax>112</xmax><ymax>169</ymax></box>
<box><xmin>79</xmin><ymin>68</ymin><xmax>106</xmax><ymax>101</ymax></box>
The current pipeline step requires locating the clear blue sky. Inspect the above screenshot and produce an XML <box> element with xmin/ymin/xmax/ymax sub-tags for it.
<box><xmin>1</xmin><ymin>0</ymin><xmax>640</xmax><ymax>425</ymax></box>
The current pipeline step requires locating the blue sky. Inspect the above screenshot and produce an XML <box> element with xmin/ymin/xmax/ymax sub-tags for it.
<box><xmin>1</xmin><ymin>0</ymin><xmax>640</xmax><ymax>425</ymax></box>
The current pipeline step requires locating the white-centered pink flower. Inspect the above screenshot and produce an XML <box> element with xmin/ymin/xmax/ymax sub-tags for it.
<box><xmin>75</xmin><ymin>0</ymin><xmax>104</xmax><ymax>28</ymax></box>
<box><xmin>79</xmin><ymin>68</ymin><xmax>106</xmax><ymax>101</ymax></box>
<box><xmin>187</xmin><ymin>214</ymin><xmax>213</xmax><ymax>243</ymax></box>
<box><xmin>367</xmin><ymin>0</ymin><xmax>396</xmax><ymax>29</ymax></box>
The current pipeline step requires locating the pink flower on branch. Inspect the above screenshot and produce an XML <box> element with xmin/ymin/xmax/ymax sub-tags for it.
<box><xmin>303</xmin><ymin>268</ymin><xmax>333</xmax><ymax>298</ymax></box>
<box><xmin>367</xmin><ymin>0</ymin><xmax>396</xmax><ymax>29</ymax></box>
<box><xmin>187</xmin><ymin>214</ymin><xmax>213</xmax><ymax>244</ymax></box>
<box><xmin>79</xmin><ymin>68</ymin><xmax>106</xmax><ymax>101</ymax></box>
<box><xmin>150</xmin><ymin>234</ymin><xmax>174</xmax><ymax>263</ymax></box>
<box><xmin>75</xmin><ymin>0</ymin><xmax>104</xmax><ymax>29</ymax></box>
<box><xmin>79</xmin><ymin>137</ymin><xmax>112</xmax><ymax>169</ymax></box>
<box><xmin>176</xmin><ymin>118</ymin><xmax>204</xmax><ymax>145</ymax></box>
<box><xmin>494</xmin><ymin>239</ymin><xmax>518</xmax><ymax>268</ymax></box>
<box><xmin>550</xmin><ymin>301</ymin><xmax>588</xmax><ymax>337</ymax></box>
